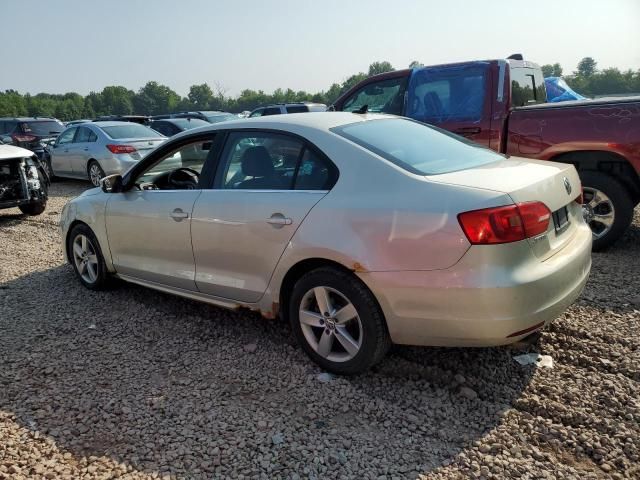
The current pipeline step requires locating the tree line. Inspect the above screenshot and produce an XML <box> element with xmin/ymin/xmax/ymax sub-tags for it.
<box><xmin>1</xmin><ymin>58</ymin><xmax>638</xmax><ymax>121</ymax></box>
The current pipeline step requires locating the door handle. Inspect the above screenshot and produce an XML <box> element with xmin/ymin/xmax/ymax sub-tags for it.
<box><xmin>454</xmin><ymin>127</ymin><xmax>481</xmax><ymax>136</ymax></box>
<box><xmin>170</xmin><ymin>208</ymin><xmax>189</xmax><ymax>221</ymax></box>
<box><xmin>267</xmin><ymin>213</ymin><xmax>292</xmax><ymax>227</ymax></box>
<box><xmin>84</xmin><ymin>147</ymin><xmax>89</xmax><ymax>151</ymax></box>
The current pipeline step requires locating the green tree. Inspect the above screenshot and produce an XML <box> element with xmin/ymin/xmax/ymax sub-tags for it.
<box><xmin>409</xmin><ymin>60</ymin><xmax>424</xmax><ymax>68</ymax></box>
<box><xmin>541</xmin><ymin>63</ymin><xmax>563</xmax><ymax>77</ymax></box>
<box><xmin>100</xmin><ymin>86</ymin><xmax>134</xmax><ymax>115</ymax></box>
<box><xmin>133</xmin><ymin>81</ymin><xmax>181</xmax><ymax>115</ymax></box>
<box><xmin>187</xmin><ymin>83</ymin><xmax>213</xmax><ymax>109</ymax></box>
<box><xmin>576</xmin><ymin>57</ymin><xmax>597</xmax><ymax>77</ymax></box>
<box><xmin>368</xmin><ymin>61</ymin><xmax>394</xmax><ymax>76</ymax></box>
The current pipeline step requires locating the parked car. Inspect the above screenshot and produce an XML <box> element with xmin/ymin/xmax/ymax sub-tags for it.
<box><xmin>93</xmin><ymin>115</ymin><xmax>150</xmax><ymax>124</ymax></box>
<box><xmin>0</xmin><ymin>145</ymin><xmax>49</xmax><ymax>215</ymax></box>
<box><xmin>174</xmin><ymin>111</ymin><xmax>239</xmax><ymax>124</ymax></box>
<box><xmin>249</xmin><ymin>103</ymin><xmax>326</xmax><ymax>117</ymax></box>
<box><xmin>331</xmin><ymin>55</ymin><xmax>640</xmax><ymax>250</ymax></box>
<box><xmin>48</xmin><ymin>121</ymin><xmax>166</xmax><ymax>186</ymax></box>
<box><xmin>147</xmin><ymin>117</ymin><xmax>210</xmax><ymax>137</ymax></box>
<box><xmin>0</xmin><ymin>117</ymin><xmax>65</xmax><ymax>161</ymax></box>
<box><xmin>60</xmin><ymin>112</ymin><xmax>591</xmax><ymax>374</ymax></box>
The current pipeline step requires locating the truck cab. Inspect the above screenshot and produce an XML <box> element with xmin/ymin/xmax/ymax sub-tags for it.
<box><xmin>332</xmin><ymin>56</ymin><xmax>640</xmax><ymax>250</ymax></box>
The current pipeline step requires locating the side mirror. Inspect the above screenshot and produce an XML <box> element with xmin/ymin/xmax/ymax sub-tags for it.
<box><xmin>0</xmin><ymin>136</ymin><xmax>13</xmax><ymax>145</ymax></box>
<box><xmin>101</xmin><ymin>174</ymin><xmax>123</xmax><ymax>193</ymax></box>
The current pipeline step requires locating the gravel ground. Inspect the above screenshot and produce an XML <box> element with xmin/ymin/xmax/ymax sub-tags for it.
<box><xmin>0</xmin><ymin>180</ymin><xmax>638</xmax><ymax>480</ymax></box>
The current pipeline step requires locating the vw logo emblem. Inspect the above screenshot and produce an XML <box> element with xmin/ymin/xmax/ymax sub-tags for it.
<box><xmin>563</xmin><ymin>177</ymin><xmax>572</xmax><ymax>195</ymax></box>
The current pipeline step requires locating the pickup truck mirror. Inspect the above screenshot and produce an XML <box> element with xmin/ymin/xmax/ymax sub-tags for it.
<box><xmin>101</xmin><ymin>174</ymin><xmax>123</xmax><ymax>193</ymax></box>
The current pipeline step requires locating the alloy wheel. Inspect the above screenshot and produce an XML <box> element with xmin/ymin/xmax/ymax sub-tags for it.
<box><xmin>89</xmin><ymin>163</ymin><xmax>103</xmax><ymax>187</ymax></box>
<box><xmin>72</xmin><ymin>234</ymin><xmax>99</xmax><ymax>284</ymax></box>
<box><xmin>583</xmin><ymin>187</ymin><xmax>615</xmax><ymax>240</ymax></box>
<box><xmin>298</xmin><ymin>286</ymin><xmax>363</xmax><ymax>362</ymax></box>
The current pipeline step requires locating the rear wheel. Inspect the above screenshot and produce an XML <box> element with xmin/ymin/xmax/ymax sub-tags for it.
<box><xmin>289</xmin><ymin>267</ymin><xmax>390</xmax><ymax>375</ymax></box>
<box><xmin>580</xmin><ymin>171</ymin><xmax>634</xmax><ymax>251</ymax></box>
<box><xmin>19</xmin><ymin>201</ymin><xmax>46</xmax><ymax>216</ymax></box>
<box><xmin>87</xmin><ymin>160</ymin><xmax>105</xmax><ymax>187</ymax></box>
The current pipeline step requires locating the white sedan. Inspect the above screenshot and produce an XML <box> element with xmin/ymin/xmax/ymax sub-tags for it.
<box><xmin>60</xmin><ymin>113</ymin><xmax>592</xmax><ymax>374</ymax></box>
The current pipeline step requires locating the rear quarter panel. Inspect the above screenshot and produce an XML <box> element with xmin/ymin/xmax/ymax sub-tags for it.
<box><xmin>267</xmin><ymin>127</ymin><xmax>514</xmax><ymax>299</ymax></box>
<box><xmin>506</xmin><ymin>100</ymin><xmax>640</xmax><ymax>173</ymax></box>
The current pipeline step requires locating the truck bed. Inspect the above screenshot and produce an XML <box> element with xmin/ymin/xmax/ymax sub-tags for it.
<box><xmin>514</xmin><ymin>96</ymin><xmax>640</xmax><ymax>110</ymax></box>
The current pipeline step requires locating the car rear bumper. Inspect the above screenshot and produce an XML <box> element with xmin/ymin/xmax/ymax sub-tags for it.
<box><xmin>358</xmin><ymin>222</ymin><xmax>592</xmax><ymax>347</ymax></box>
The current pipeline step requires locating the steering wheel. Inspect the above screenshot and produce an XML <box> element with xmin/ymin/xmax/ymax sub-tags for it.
<box><xmin>167</xmin><ymin>167</ymin><xmax>200</xmax><ymax>190</ymax></box>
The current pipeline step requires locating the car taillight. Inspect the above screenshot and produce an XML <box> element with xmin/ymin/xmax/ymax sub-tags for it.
<box><xmin>458</xmin><ymin>201</ymin><xmax>551</xmax><ymax>245</ymax></box>
<box><xmin>12</xmin><ymin>134</ymin><xmax>37</xmax><ymax>142</ymax></box>
<box><xmin>106</xmin><ymin>144</ymin><xmax>137</xmax><ymax>154</ymax></box>
<box><xmin>574</xmin><ymin>188</ymin><xmax>584</xmax><ymax>205</ymax></box>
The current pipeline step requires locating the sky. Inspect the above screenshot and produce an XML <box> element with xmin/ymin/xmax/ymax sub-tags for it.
<box><xmin>1</xmin><ymin>0</ymin><xmax>639</xmax><ymax>97</ymax></box>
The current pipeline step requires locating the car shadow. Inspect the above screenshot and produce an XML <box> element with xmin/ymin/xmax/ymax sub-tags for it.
<box><xmin>0</xmin><ymin>264</ymin><xmax>535</xmax><ymax>478</ymax></box>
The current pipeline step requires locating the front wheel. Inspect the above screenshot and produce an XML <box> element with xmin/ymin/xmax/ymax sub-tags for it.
<box><xmin>67</xmin><ymin>224</ymin><xmax>110</xmax><ymax>290</ymax></box>
<box><xmin>289</xmin><ymin>267</ymin><xmax>391</xmax><ymax>375</ymax></box>
<box><xmin>580</xmin><ymin>171</ymin><xmax>634</xmax><ymax>251</ymax></box>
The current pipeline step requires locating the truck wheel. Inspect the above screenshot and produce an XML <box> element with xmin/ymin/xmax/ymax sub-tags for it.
<box><xmin>580</xmin><ymin>171</ymin><xmax>634</xmax><ymax>251</ymax></box>
<box><xmin>19</xmin><ymin>201</ymin><xmax>46</xmax><ymax>216</ymax></box>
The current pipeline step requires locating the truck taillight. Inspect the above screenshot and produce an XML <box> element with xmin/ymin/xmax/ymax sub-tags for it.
<box><xmin>458</xmin><ymin>202</ymin><xmax>551</xmax><ymax>245</ymax></box>
<box><xmin>106</xmin><ymin>144</ymin><xmax>137</xmax><ymax>154</ymax></box>
<box><xmin>13</xmin><ymin>134</ymin><xmax>37</xmax><ymax>143</ymax></box>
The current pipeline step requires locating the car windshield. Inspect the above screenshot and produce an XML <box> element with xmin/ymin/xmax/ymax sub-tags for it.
<box><xmin>101</xmin><ymin>124</ymin><xmax>164</xmax><ymax>139</ymax></box>
<box><xmin>20</xmin><ymin>120</ymin><xmax>64</xmax><ymax>135</ymax></box>
<box><xmin>206</xmin><ymin>114</ymin><xmax>237</xmax><ymax>123</ymax></box>
<box><xmin>172</xmin><ymin>118</ymin><xmax>209</xmax><ymax>130</ymax></box>
<box><xmin>331</xmin><ymin>118</ymin><xmax>502</xmax><ymax>175</ymax></box>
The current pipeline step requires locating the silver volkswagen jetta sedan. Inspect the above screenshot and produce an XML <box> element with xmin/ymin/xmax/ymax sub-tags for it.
<box><xmin>60</xmin><ymin>113</ymin><xmax>592</xmax><ymax>374</ymax></box>
<box><xmin>48</xmin><ymin>121</ymin><xmax>166</xmax><ymax>186</ymax></box>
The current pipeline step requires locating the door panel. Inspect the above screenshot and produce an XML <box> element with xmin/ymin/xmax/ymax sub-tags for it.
<box><xmin>191</xmin><ymin>191</ymin><xmax>325</xmax><ymax>301</ymax></box>
<box><xmin>50</xmin><ymin>127</ymin><xmax>77</xmax><ymax>175</ymax></box>
<box><xmin>105</xmin><ymin>190</ymin><xmax>201</xmax><ymax>290</ymax></box>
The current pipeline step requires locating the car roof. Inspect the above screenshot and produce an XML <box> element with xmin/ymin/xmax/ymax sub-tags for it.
<box><xmin>0</xmin><ymin>117</ymin><xmax>60</xmax><ymax>122</ymax></box>
<box><xmin>91</xmin><ymin>121</ymin><xmax>150</xmax><ymax>128</ymax></box>
<box><xmin>172</xmin><ymin>112</ymin><xmax>392</xmax><ymax>139</ymax></box>
<box><xmin>0</xmin><ymin>144</ymin><xmax>35</xmax><ymax>160</ymax></box>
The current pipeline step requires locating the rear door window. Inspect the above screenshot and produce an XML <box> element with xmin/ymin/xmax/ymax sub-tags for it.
<box><xmin>406</xmin><ymin>64</ymin><xmax>488</xmax><ymax>122</ymax></box>
<box><xmin>74</xmin><ymin>127</ymin><xmax>92</xmax><ymax>143</ymax></box>
<box><xmin>262</xmin><ymin>107</ymin><xmax>281</xmax><ymax>116</ymax></box>
<box><xmin>341</xmin><ymin>76</ymin><xmax>407</xmax><ymax>114</ymax></box>
<box><xmin>286</xmin><ymin>105</ymin><xmax>308</xmax><ymax>113</ymax></box>
<box><xmin>510</xmin><ymin>68</ymin><xmax>546</xmax><ymax>107</ymax></box>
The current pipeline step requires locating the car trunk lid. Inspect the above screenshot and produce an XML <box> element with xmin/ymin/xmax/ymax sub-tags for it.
<box><xmin>427</xmin><ymin>157</ymin><xmax>583</xmax><ymax>259</ymax></box>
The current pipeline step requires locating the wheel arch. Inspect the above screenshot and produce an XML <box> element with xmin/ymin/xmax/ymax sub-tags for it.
<box><xmin>278</xmin><ymin>257</ymin><xmax>387</xmax><ymax>332</ymax></box>
<box><xmin>550</xmin><ymin>150</ymin><xmax>640</xmax><ymax>204</ymax></box>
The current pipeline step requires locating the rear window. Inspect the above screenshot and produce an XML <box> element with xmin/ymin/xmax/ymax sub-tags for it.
<box><xmin>101</xmin><ymin>124</ymin><xmax>163</xmax><ymax>139</ymax></box>
<box><xmin>20</xmin><ymin>120</ymin><xmax>64</xmax><ymax>135</ymax></box>
<box><xmin>331</xmin><ymin>118</ymin><xmax>502</xmax><ymax>175</ymax></box>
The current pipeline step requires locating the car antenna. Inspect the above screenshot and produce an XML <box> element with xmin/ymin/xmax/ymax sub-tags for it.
<box><xmin>354</xmin><ymin>104</ymin><xmax>369</xmax><ymax>114</ymax></box>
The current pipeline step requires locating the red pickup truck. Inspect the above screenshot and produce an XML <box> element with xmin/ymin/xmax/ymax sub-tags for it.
<box><xmin>332</xmin><ymin>56</ymin><xmax>640</xmax><ymax>250</ymax></box>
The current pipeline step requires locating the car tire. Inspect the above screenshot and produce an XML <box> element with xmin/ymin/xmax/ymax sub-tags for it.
<box><xmin>67</xmin><ymin>224</ymin><xmax>110</xmax><ymax>290</ymax></box>
<box><xmin>289</xmin><ymin>267</ymin><xmax>391</xmax><ymax>375</ymax></box>
<box><xmin>44</xmin><ymin>155</ymin><xmax>58</xmax><ymax>181</ymax></box>
<box><xmin>19</xmin><ymin>201</ymin><xmax>46</xmax><ymax>216</ymax></box>
<box><xmin>580</xmin><ymin>171</ymin><xmax>634</xmax><ymax>251</ymax></box>
<box><xmin>87</xmin><ymin>160</ymin><xmax>105</xmax><ymax>187</ymax></box>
